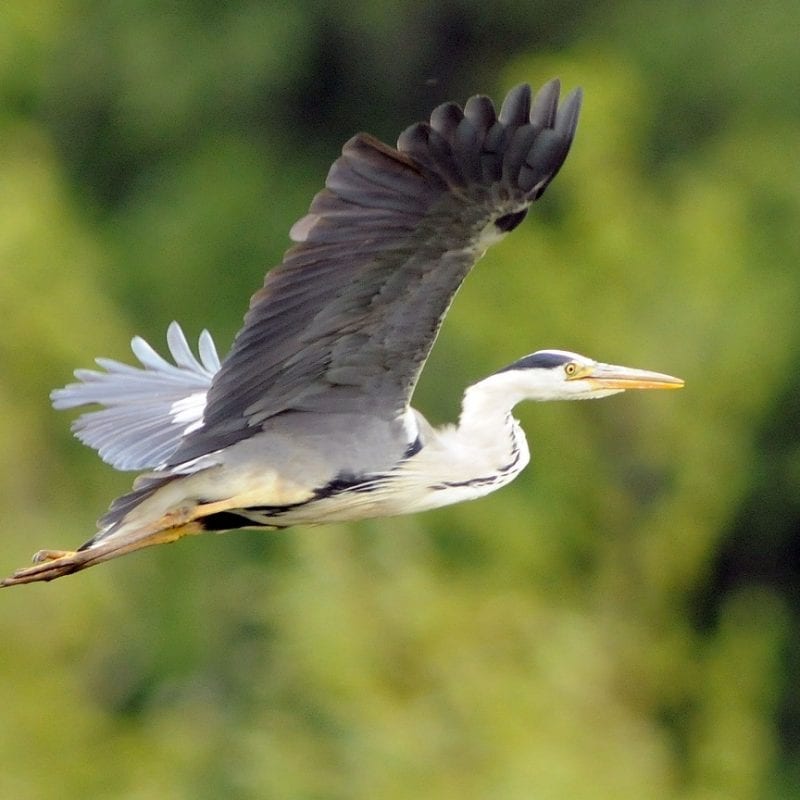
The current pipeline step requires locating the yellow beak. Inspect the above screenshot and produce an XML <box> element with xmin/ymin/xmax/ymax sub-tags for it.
<box><xmin>574</xmin><ymin>362</ymin><xmax>685</xmax><ymax>391</ymax></box>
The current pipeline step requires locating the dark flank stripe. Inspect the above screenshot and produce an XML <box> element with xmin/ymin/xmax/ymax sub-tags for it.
<box><xmin>403</xmin><ymin>436</ymin><xmax>423</xmax><ymax>459</ymax></box>
<box><xmin>428</xmin><ymin>417</ymin><xmax>522</xmax><ymax>490</ymax></box>
<box><xmin>200</xmin><ymin>437</ymin><xmax>424</xmax><ymax>530</ymax></box>
<box><xmin>201</xmin><ymin>511</ymin><xmax>283</xmax><ymax>531</ymax></box>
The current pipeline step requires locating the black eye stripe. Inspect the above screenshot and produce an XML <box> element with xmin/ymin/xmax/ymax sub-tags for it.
<box><xmin>497</xmin><ymin>351</ymin><xmax>575</xmax><ymax>372</ymax></box>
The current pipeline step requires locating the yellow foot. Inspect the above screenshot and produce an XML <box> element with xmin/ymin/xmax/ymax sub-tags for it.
<box><xmin>1</xmin><ymin>520</ymin><xmax>204</xmax><ymax>587</ymax></box>
<box><xmin>1</xmin><ymin>550</ymin><xmax>86</xmax><ymax>587</ymax></box>
<box><xmin>33</xmin><ymin>549</ymin><xmax>79</xmax><ymax>564</ymax></box>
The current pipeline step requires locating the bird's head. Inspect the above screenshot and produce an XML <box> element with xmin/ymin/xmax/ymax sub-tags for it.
<box><xmin>494</xmin><ymin>349</ymin><xmax>684</xmax><ymax>402</ymax></box>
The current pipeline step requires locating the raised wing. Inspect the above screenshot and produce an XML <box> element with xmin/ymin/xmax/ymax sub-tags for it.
<box><xmin>51</xmin><ymin>323</ymin><xmax>220</xmax><ymax>470</ymax></box>
<box><xmin>167</xmin><ymin>80</ymin><xmax>582</xmax><ymax>467</ymax></box>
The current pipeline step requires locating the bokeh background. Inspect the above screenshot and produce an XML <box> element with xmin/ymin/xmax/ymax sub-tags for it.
<box><xmin>2</xmin><ymin>1</ymin><xmax>799</xmax><ymax>798</ymax></box>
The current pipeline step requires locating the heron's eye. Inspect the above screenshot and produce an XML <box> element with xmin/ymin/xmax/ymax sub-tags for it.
<box><xmin>564</xmin><ymin>362</ymin><xmax>579</xmax><ymax>377</ymax></box>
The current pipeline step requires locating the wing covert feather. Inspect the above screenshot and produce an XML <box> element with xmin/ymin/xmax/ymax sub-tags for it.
<box><xmin>168</xmin><ymin>80</ymin><xmax>582</xmax><ymax>466</ymax></box>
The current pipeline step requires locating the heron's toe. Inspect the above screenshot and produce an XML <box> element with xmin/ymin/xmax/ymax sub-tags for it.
<box><xmin>1</xmin><ymin>550</ymin><xmax>84</xmax><ymax>586</ymax></box>
<box><xmin>32</xmin><ymin>549</ymin><xmax>78</xmax><ymax>564</ymax></box>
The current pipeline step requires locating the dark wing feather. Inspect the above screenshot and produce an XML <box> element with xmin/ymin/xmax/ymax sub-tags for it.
<box><xmin>167</xmin><ymin>80</ymin><xmax>582</xmax><ymax>466</ymax></box>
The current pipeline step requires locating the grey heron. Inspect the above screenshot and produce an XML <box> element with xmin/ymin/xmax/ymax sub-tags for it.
<box><xmin>2</xmin><ymin>79</ymin><xmax>683</xmax><ymax>587</ymax></box>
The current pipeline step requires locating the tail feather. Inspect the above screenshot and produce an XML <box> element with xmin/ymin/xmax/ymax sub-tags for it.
<box><xmin>51</xmin><ymin>322</ymin><xmax>220</xmax><ymax>472</ymax></box>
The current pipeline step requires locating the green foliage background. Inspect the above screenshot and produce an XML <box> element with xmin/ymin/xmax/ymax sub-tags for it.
<box><xmin>2</xmin><ymin>1</ymin><xmax>799</xmax><ymax>797</ymax></box>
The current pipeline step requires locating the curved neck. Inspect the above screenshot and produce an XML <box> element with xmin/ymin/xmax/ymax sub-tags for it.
<box><xmin>380</xmin><ymin>373</ymin><xmax>533</xmax><ymax>516</ymax></box>
<box><xmin>458</xmin><ymin>371</ymin><xmax>532</xmax><ymax>436</ymax></box>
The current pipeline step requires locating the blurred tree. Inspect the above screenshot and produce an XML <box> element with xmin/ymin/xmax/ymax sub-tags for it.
<box><xmin>1</xmin><ymin>1</ymin><xmax>799</xmax><ymax>798</ymax></box>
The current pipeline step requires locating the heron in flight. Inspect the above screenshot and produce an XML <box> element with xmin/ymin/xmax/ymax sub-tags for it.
<box><xmin>2</xmin><ymin>79</ymin><xmax>682</xmax><ymax>587</ymax></box>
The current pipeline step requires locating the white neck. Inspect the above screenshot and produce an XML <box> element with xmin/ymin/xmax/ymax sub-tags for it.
<box><xmin>308</xmin><ymin>372</ymin><xmax>539</xmax><ymax>520</ymax></box>
<box><xmin>458</xmin><ymin>370</ymin><xmax>543</xmax><ymax>436</ymax></box>
<box><xmin>406</xmin><ymin>371</ymin><xmax>536</xmax><ymax>504</ymax></box>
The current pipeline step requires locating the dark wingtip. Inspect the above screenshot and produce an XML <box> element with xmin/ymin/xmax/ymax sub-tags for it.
<box><xmin>556</xmin><ymin>86</ymin><xmax>583</xmax><ymax>141</ymax></box>
<box><xmin>463</xmin><ymin>94</ymin><xmax>497</xmax><ymax>132</ymax></box>
<box><xmin>499</xmin><ymin>83</ymin><xmax>532</xmax><ymax>126</ymax></box>
<box><xmin>429</xmin><ymin>101</ymin><xmax>465</xmax><ymax>138</ymax></box>
<box><xmin>516</xmin><ymin>82</ymin><xmax>582</xmax><ymax>198</ymax></box>
<box><xmin>529</xmin><ymin>79</ymin><xmax>561</xmax><ymax>128</ymax></box>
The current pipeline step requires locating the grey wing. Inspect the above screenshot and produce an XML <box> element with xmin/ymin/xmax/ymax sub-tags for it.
<box><xmin>51</xmin><ymin>322</ymin><xmax>220</xmax><ymax>470</ymax></box>
<box><xmin>167</xmin><ymin>80</ymin><xmax>582</xmax><ymax>467</ymax></box>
